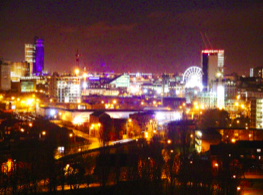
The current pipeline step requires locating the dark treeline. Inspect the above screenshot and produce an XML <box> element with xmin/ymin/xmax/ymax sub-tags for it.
<box><xmin>0</xmin><ymin>112</ymin><xmax>246</xmax><ymax>195</ymax></box>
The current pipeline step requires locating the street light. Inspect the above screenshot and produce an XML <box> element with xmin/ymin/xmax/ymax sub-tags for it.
<box><xmin>75</xmin><ymin>69</ymin><xmax>79</xmax><ymax>76</ymax></box>
<box><xmin>167</xmin><ymin>139</ymin><xmax>171</xmax><ymax>144</ymax></box>
<box><xmin>42</xmin><ymin>131</ymin><xmax>46</xmax><ymax>136</ymax></box>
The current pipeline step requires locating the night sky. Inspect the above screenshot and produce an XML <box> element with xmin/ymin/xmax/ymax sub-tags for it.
<box><xmin>1</xmin><ymin>0</ymin><xmax>263</xmax><ymax>75</ymax></box>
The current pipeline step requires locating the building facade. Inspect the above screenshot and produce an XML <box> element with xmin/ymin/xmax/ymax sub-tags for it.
<box><xmin>49</xmin><ymin>75</ymin><xmax>81</xmax><ymax>103</ymax></box>
<box><xmin>33</xmin><ymin>38</ymin><xmax>44</xmax><ymax>75</ymax></box>
<box><xmin>201</xmin><ymin>50</ymin><xmax>224</xmax><ymax>92</ymax></box>
<box><xmin>25</xmin><ymin>44</ymin><xmax>34</xmax><ymax>75</ymax></box>
<box><xmin>0</xmin><ymin>60</ymin><xmax>11</xmax><ymax>91</ymax></box>
<box><xmin>25</xmin><ymin>37</ymin><xmax>44</xmax><ymax>76</ymax></box>
<box><xmin>10</xmin><ymin>61</ymin><xmax>30</xmax><ymax>81</ymax></box>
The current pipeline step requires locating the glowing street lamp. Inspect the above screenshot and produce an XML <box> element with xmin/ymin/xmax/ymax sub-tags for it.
<box><xmin>167</xmin><ymin>139</ymin><xmax>171</xmax><ymax>144</ymax></box>
<box><xmin>42</xmin><ymin>131</ymin><xmax>46</xmax><ymax>136</ymax></box>
<box><xmin>83</xmin><ymin>72</ymin><xmax>87</xmax><ymax>78</ymax></box>
<box><xmin>145</xmin><ymin>132</ymin><xmax>148</xmax><ymax>138</ymax></box>
<box><xmin>75</xmin><ymin>69</ymin><xmax>79</xmax><ymax>76</ymax></box>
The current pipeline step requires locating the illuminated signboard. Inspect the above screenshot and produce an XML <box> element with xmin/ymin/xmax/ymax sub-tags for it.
<box><xmin>201</xmin><ymin>50</ymin><xmax>224</xmax><ymax>54</ymax></box>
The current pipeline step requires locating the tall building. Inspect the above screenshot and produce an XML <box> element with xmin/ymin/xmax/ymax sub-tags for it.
<box><xmin>33</xmin><ymin>37</ymin><xmax>44</xmax><ymax>75</ymax></box>
<box><xmin>201</xmin><ymin>50</ymin><xmax>224</xmax><ymax>92</ymax></box>
<box><xmin>49</xmin><ymin>75</ymin><xmax>81</xmax><ymax>103</ymax></box>
<box><xmin>10</xmin><ymin>61</ymin><xmax>30</xmax><ymax>81</ymax></box>
<box><xmin>25</xmin><ymin>37</ymin><xmax>44</xmax><ymax>76</ymax></box>
<box><xmin>253</xmin><ymin>66</ymin><xmax>263</xmax><ymax>78</ymax></box>
<box><xmin>25</xmin><ymin>44</ymin><xmax>34</xmax><ymax>75</ymax></box>
<box><xmin>0</xmin><ymin>60</ymin><xmax>11</xmax><ymax>91</ymax></box>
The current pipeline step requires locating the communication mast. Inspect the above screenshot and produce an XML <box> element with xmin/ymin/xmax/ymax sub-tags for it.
<box><xmin>76</xmin><ymin>49</ymin><xmax>81</xmax><ymax>68</ymax></box>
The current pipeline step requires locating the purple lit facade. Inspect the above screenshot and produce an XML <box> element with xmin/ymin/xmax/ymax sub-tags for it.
<box><xmin>33</xmin><ymin>38</ymin><xmax>44</xmax><ymax>75</ymax></box>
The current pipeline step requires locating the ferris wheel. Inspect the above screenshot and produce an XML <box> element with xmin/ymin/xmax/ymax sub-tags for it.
<box><xmin>182</xmin><ymin>66</ymin><xmax>203</xmax><ymax>89</ymax></box>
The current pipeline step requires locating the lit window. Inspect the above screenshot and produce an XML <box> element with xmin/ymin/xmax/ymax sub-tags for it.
<box><xmin>257</xmin><ymin>149</ymin><xmax>261</xmax><ymax>153</ymax></box>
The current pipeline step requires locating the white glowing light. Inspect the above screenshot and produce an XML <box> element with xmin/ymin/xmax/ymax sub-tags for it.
<box><xmin>183</xmin><ymin>66</ymin><xmax>203</xmax><ymax>89</ymax></box>
<box><xmin>217</xmin><ymin>85</ymin><xmax>225</xmax><ymax>109</ymax></box>
<box><xmin>73</xmin><ymin>116</ymin><xmax>83</xmax><ymax>124</ymax></box>
<box><xmin>156</xmin><ymin>112</ymin><xmax>165</xmax><ymax>120</ymax></box>
<box><xmin>50</xmin><ymin>109</ymin><xmax>56</xmax><ymax>116</ymax></box>
<box><xmin>82</xmin><ymin>82</ymin><xmax>87</xmax><ymax>88</ymax></box>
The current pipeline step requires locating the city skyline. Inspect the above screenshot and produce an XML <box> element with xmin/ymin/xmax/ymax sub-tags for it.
<box><xmin>1</xmin><ymin>0</ymin><xmax>263</xmax><ymax>74</ymax></box>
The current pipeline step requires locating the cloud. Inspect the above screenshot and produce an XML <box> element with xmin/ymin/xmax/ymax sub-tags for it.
<box><xmin>164</xmin><ymin>4</ymin><xmax>263</xmax><ymax>31</ymax></box>
<box><xmin>61</xmin><ymin>26</ymin><xmax>78</xmax><ymax>33</ymax></box>
<box><xmin>81</xmin><ymin>21</ymin><xmax>137</xmax><ymax>38</ymax></box>
<box><xmin>147</xmin><ymin>11</ymin><xmax>171</xmax><ymax>19</ymax></box>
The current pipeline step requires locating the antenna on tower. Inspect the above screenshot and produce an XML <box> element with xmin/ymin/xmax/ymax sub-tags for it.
<box><xmin>76</xmin><ymin>49</ymin><xmax>81</xmax><ymax>68</ymax></box>
<box><xmin>205</xmin><ymin>33</ymin><xmax>213</xmax><ymax>49</ymax></box>
<box><xmin>200</xmin><ymin>32</ymin><xmax>208</xmax><ymax>49</ymax></box>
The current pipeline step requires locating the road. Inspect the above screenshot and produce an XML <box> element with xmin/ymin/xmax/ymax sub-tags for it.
<box><xmin>242</xmin><ymin>173</ymin><xmax>263</xmax><ymax>195</ymax></box>
<box><xmin>51</xmin><ymin>120</ymin><xmax>102</xmax><ymax>150</ymax></box>
<box><xmin>71</xmin><ymin>128</ymin><xmax>102</xmax><ymax>150</ymax></box>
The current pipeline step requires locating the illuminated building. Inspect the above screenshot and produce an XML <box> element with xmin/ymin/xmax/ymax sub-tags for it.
<box><xmin>0</xmin><ymin>60</ymin><xmax>11</xmax><ymax>91</ymax></box>
<box><xmin>10</xmin><ymin>61</ymin><xmax>30</xmax><ymax>81</ymax></box>
<box><xmin>49</xmin><ymin>75</ymin><xmax>81</xmax><ymax>103</ymax></box>
<box><xmin>33</xmin><ymin>38</ymin><xmax>44</xmax><ymax>75</ymax></box>
<box><xmin>253</xmin><ymin>66</ymin><xmax>263</xmax><ymax>78</ymax></box>
<box><xmin>19</xmin><ymin>76</ymin><xmax>47</xmax><ymax>92</ymax></box>
<box><xmin>109</xmin><ymin>73</ymin><xmax>129</xmax><ymax>89</ymax></box>
<box><xmin>25</xmin><ymin>44</ymin><xmax>34</xmax><ymax>75</ymax></box>
<box><xmin>201</xmin><ymin>50</ymin><xmax>224</xmax><ymax>92</ymax></box>
<box><xmin>82</xmin><ymin>74</ymin><xmax>130</xmax><ymax>96</ymax></box>
<box><xmin>251</xmin><ymin>99</ymin><xmax>263</xmax><ymax>128</ymax></box>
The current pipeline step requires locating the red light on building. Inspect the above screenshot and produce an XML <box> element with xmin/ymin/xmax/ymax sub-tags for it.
<box><xmin>202</xmin><ymin>50</ymin><xmax>224</xmax><ymax>54</ymax></box>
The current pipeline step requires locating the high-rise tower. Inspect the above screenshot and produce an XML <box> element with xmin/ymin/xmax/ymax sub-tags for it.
<box><xmin>25</xmin><ymin>37</ymin><xmax>44</xmax><ymax>75</ymax></box>
<box><xmin>201</xmin><ymin>50</ymin><xmax>224</xmax><ymax>92</ymax></box>
<box><xmin>33</xmin><ymin>37</ymin><xmax>44</xmax><ymax>75</ymax></box>
<box><xmin>25</xmin><ymin>44</ymin><xmax>34</xmax><ymax>75</ymax></box>
<box><xmin>201</xmin><ymin>49</ymin><xmax>225</xmax><ymax>109</ymax></box>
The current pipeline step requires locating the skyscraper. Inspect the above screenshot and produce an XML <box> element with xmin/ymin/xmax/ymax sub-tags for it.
<box><xmin>0</xmin><ymin>59</ymin><xmax>11</xmax><ymax>91</ymax></box>
<box><xmin>25</xmin><ymin>44</ymin><xmax>34</xmax><ymax>75</ymax></box>
<box><xmin>25</xmin><ymin>37</ymin><xmax>44</xmax><ymax>76</ymax></box>
<box><xmin>201</xmin><ymin>50</ymin><xmax>224</xmax><ymax>92</ymax></box>
<box><xmin>33</xmin><ymin>37</ymin><xmax>44</xmax><ymax>75</ymax></box>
